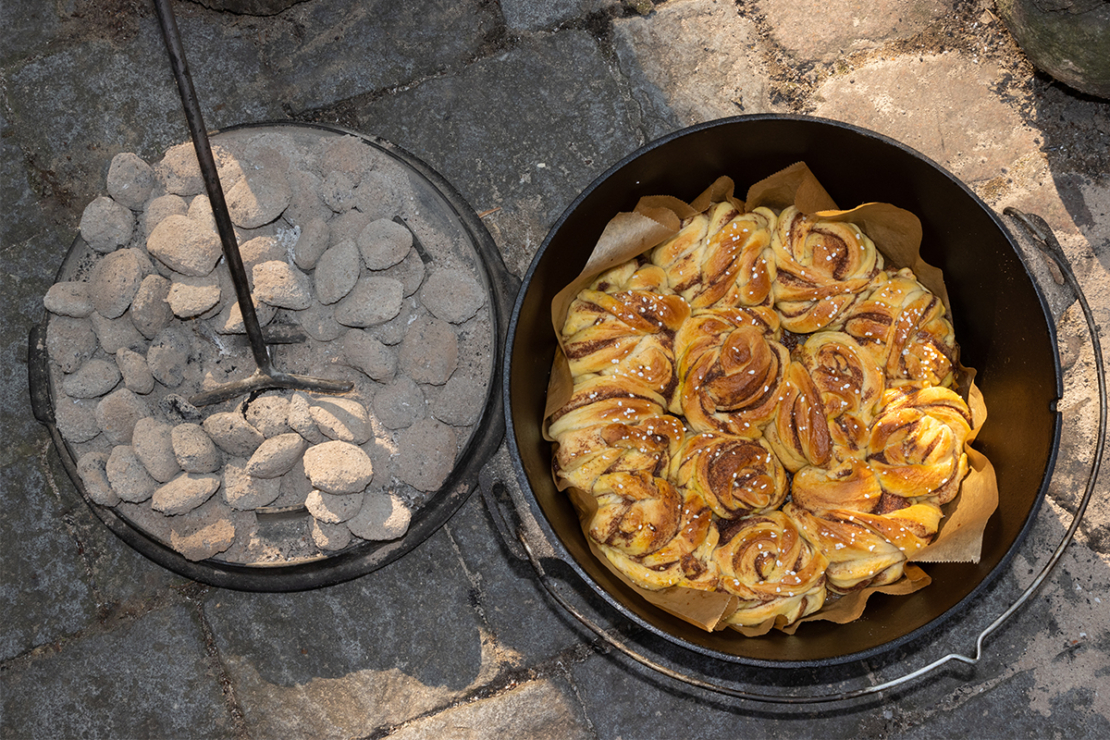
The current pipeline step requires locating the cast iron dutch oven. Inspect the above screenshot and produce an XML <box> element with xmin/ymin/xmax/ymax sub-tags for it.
<box><xmin>502</xmin><ymin>115</ymin><xmax>1062</xmax><ymax>667</ymax></box>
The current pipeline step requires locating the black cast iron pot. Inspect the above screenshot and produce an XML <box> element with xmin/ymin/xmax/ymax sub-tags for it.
<box><xmin>503</xmin><ymin>115</ymin><xmax>1062</xmax><ymax>667</ymax></box>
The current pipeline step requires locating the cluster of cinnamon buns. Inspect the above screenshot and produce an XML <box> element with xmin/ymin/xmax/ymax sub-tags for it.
<box><xmin>548</xmin><ymin>202</ymin><xmax>974</xmax><ymax>628</ymax></box>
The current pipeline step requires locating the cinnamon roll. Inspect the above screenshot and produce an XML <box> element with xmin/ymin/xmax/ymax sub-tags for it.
<box><xmin>797</xmin><ymin>330</ymin><xmax>886</xmax><ymax>458</ymax></box>
<box><xmin>671</xmin><ymin>432</ymin><xmax>788</xmax><ymax>519</ymax></box>
<box><xmin>590</xmin><ymin>471</ymin><xmax>719</xmax><ymax>591</ymax></box>
<box><xmin>835</xmin><ymin>268</ymin><xmax>957</xmax><ymax>388</ymax></box>
<box><xmin>791</xmin><ymin>457</ymin><xmax>884</xmax><ymax>515</ymax></box>
<box><xmin>771</xmin><ymin>206</ymin><xmax>883</xmax><ymax>333</ymax></box>
<box><xmin>867</xmin><ymin>383</ymin><xmax>972</xmax><ymax>506</ymax></box>
<box><xmin>650</xmin><ymin>210</ymin><xmax>710</xmax><ymax>296</ymax></box>
<box><xmin>785</xmin><ymin>501</ymin><xmax>941</xmax><ymax>593</ymax></box>
<box><xmin>561</xmin><ymin>262</ymin><xmax>690</xmax><ymax>405</ymax></box>
<box><xmin>653</xmin><ymin>203</ymin><xmax>778</xmax><ymax>309</ymax></box>
<box><xmin>548</xmin><ymin>375</ymin><xmax>684</xmax><ymax>493</ymax></box>
<box><xmin>714</xmin><ymin>510</ymin><xmax>828</xmax><ymax>626</ymax></box>
<box><xmin>674</xmin><ymin>315</ymin><xmax>790</xmax><ymax>436</ymax></box>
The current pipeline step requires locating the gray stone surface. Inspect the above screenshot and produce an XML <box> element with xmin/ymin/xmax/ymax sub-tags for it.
<box><xmin>202</xmin><ymin>531</ymin><xmax>489</xmax><ymax>738</ymax></box>
<box><xmin>0</xmin><ymin>604</ymin><xmax>237</xmax><ymax>740</ymax></box>
<box><xmin>613</xmin><ymin>0</ymin><xmax>771</xmax><ymax>139</ymax></box>
<box><xmin>4</xmin><ymin>1</ymin><xmax>1108</xmax><ymax>738</ymax></box>
<box><xmin>0</xmin><ymin>449</ymin><xmax>95</xmax><ymax>662</ymax></box>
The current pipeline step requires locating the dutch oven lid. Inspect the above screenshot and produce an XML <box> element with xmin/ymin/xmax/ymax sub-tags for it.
<box><xmin>30</xmin><ymin>121</ymin><xmax>517</xmax><ymax>591</ymax></box>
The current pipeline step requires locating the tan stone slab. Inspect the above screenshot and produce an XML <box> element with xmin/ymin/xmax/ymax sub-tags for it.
<box><xmin>389</xmin><ymin>680</ymin><xmax>593</xmax><ymax>740</ymax></box>
<box><xmin>815</xmin><ymin>54</ymin><xmax>1039</xmax><ymax>183</ymax></box>
<box><xmin>761</xmin><ymin>0</ymin><xmax>954</xmax><ymax>62</ymax></box>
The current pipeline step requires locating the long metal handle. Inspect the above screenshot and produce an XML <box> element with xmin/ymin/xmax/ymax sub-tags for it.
<box><xmin>152</xmin><ymin>0</ymin><xmax>270</xmax><ymax>371</ymax></box>
<box><xmin>483</xmin><ymin>209</ymin><xmax>1106</xmax><ymax>703</ymax></box>
<box><xmin>152</xmin><ymin>0</ymin><xmax>352</xmax><ymax>406</ymax></box>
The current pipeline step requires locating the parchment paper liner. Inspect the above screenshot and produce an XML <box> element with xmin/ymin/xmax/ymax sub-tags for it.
<box><xmin>543</xmin><ymin>162</ymin><xmax>999</xmax><ymax>634</ymax></box>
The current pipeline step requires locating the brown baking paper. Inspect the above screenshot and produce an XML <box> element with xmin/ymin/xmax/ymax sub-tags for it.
<box><xmin>543</xmin><ymin>162</ymin><xmax>999</xmax><ymax>634</ymax></box>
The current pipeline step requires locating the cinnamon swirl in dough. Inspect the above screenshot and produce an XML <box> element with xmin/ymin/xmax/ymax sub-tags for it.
<box><xmin>771</xmin><ymin>206</ymin><xmax>883</xmax><ymax>333</ymax></box>
<box><xmin>763</xmin><ymin>361</ymin><xmax>833</xmax><ymax>472</ymax></box>
<box><xmin>652</xmin><ymin>204</ymin><xmax>778</xmax><ymax>309</ymax></box>
<box><xmin>785</xmin><ymin>501</ymin><xmax>941</xmax><ymax>592</ymax></box>
<box><xmin>590</xmin><ymin>471</ymin><xmax>719</xmax><ymax>591</ymax></box>
<box><xmin>867</xmin><ymin>383</ymin><xmax>972</xmax><ymax>506</ymax></box>
<box><xmin>548</xmin><ymin>375</ymin><xmax>684</xmax><ymax>494</ymax></box>
<box><xmin>714</xmin><ymin>510</ymin><xmax>828</xmax><ymax>625</ymax></box>
<box><xmin>798</xmin><ymin>331</ymin><xmax>886</xmax><ymax>459</ymax></box>
<box><xmin>674</xmin><ymin>308</ymin><xmax>788</xmax><ymax>435</ymax></box>
<box><xmin>671</xmin><ymin>432</ymin><xmax>788</xmax><ymax>519</ymax></box>
<box><xmin>835</xmin><ymin>268</ymin><xmax>958</xmax><ymax>388</ymax></box>
<box><xmin>561</xmin><ymin>262</ymin><xmax>690</xmax><ymax>405</ymax></box>
<box><xmin>548</xmin><ymin>191</ymin><xmax>979</xmax><ymax>631</ymax></box>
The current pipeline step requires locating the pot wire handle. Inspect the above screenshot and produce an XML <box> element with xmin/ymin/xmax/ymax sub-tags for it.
<box><xmin>504</xmin><ymin>209</ymin><xmax>1105</xmax><ymax>704</ymax></box>
<box><xmin>478</xmin><ymin>467</ymin><xmax>530</xmax><ymax>564</ymax></box>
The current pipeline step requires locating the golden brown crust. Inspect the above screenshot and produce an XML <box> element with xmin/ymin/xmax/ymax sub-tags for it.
<box><xmin>548</xmin><ymin>375</ymin><xmax>684</xmax><ymax>493</ymax></box>
<box><xmin>763</xmin><ymin>361</ymin><xmax>833</xmax><ymax>472</ymax></box>
<box><xmin>798</xmin><ymin>330</ymin><xmax>886</xmax><ymax>459</ymax></box>
<box><xmin>655</xmin><ymin>204</ymin><xmax>778</xmax><ymax>309</ymax></box>
<box><xmin>791</xmin><ymin>457</ymin><xmax>884</xmax><ymax>515</ymax></box>
<box><xmin>785</xmin><ymin>501</ymin><xmax>941</xmax><ymax>593</ymax></box>
<box><xmin>675</xmin><ymin>315</ymin><xmax>789</xmax><ymax>436</ymax></box>
<box><xmin>834</xmin><ymin>268</ymin><xmax>957</xmax><ymax>388</ymax></box>
<box><xmin>866</xmin><ymin>384</ymin><xmax>972</xmax><ymax>506</ymax></box>
<box><xmin>714</xmin><ymin>510</ymin><xmax>828</xmax><ymax>626</ymax></box>
<box><xmin>592</xmin><ymin>472</ymin><xmax>720</xmax><ymax>591</ymax></box>
<box><xmin>561</xmin><ymin>263</ymin><xmax>690</xmax><ymax>406</ymax></box>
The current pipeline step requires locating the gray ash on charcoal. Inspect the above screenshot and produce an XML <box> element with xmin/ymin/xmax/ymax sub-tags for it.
<box><xmin>44</xmin><ymin>130</ymin><xmax>493</xmax><ymax>565</ymax></box>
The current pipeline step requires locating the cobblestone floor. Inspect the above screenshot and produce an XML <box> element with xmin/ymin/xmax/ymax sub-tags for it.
<box><xmin>2</xmin><ymin>1</ymin><xmax>1108</xmax><ymax>738</ymax></box>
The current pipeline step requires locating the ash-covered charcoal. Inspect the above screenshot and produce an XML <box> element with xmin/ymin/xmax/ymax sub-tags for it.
<box><xmin>160</xmin><ymin>394</ymin><xmax>204</xmax><ymax>424</ymax></box>
<box><xmin>41</xmin><ymin>128</ymin><xmax>495</xmax><ymax>566</ymax></box>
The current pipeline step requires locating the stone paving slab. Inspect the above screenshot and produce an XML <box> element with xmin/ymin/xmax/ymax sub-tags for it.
<box><xmin>1</xmin><ymin>0</ymin><xmax>1108</xmax><ymax>738</ymax></box>
<box><xmin>613</xmin><ymin>0</ymin><xmax>772</xmax><ymax>138</ymax></box>
<box><xmin>247</xmin><ymin>0</ymin><xmax>505</xmax><ymax>114</ymax></box>
<box><xmin>761</xmin><ymin>0</ymin><xmax>955</xmax><ymax>63</ymax></box>
<box><xmin>813</xmin><ymin>53</ymin><xmax>1040</xmax><ymax>184</ymax></box>
<box><xmin>387</xmin><ymin>676</ymin><xmax>595</xmax><ymax>739</ymax></box>
<box><xmin>0</xmin><ymin>602</ymin><xmax>237</xmax><ymax>740</ymax></box>
<box><xmin>0</xmin><ymin>443</ymin><xmax>95</xmax><ymax>661</ymax></box>
<box><xmin>344</xmin><ymin>28</ymin><xmax>645</xmax><ymax>276</ymax></box>
<box><xmin>444</xmin><ymin>493</ymin><xmax>599</xmax><ymax>665</ymax></box>
<box><xmin>201</xmin><ymin>527</ymin><xmax>494</xmax><ymax>738</ymax></box>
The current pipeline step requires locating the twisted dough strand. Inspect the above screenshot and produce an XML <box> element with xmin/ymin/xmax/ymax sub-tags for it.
<box><xmin>835</xmin><ymin>268</ymin><xmax>957</xmax><ymax>388</ymax></box>
<box><xmin>675</xmin><ymin>310</ymin><xmax>789</xmax><ymax>435</ymax></box>
<box><xmin>867</xmin><ymin>383</ymin><xmax>972</xmax><ymax>506</ymax></box>
<box><xmin>549</xmin><ymin>375</ymin><xmax>684</xmax><ymax>494</ymax></box>
<box><xmin>655</xmin><ymin>204</ymin><xmax>779</xmax><ymax>309</ymax></box>
<box><xmin>562</xmin><ymin>262</ymin><xmax>690</xmax><ymax>406</ymax></box>
<box><xmin>798</xmin><ymin>330</ymin><xmax>886</xmax><ymax>460</ymax></box>
<box><xmin>785</xmin><ymin>501</ymin><xmax>941</xmax><ymax>593</ymax></box>
<box><xmin>671</xmin><ymin>432</ymin><xmax>788</xmax><ymax>519</ymax></box>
